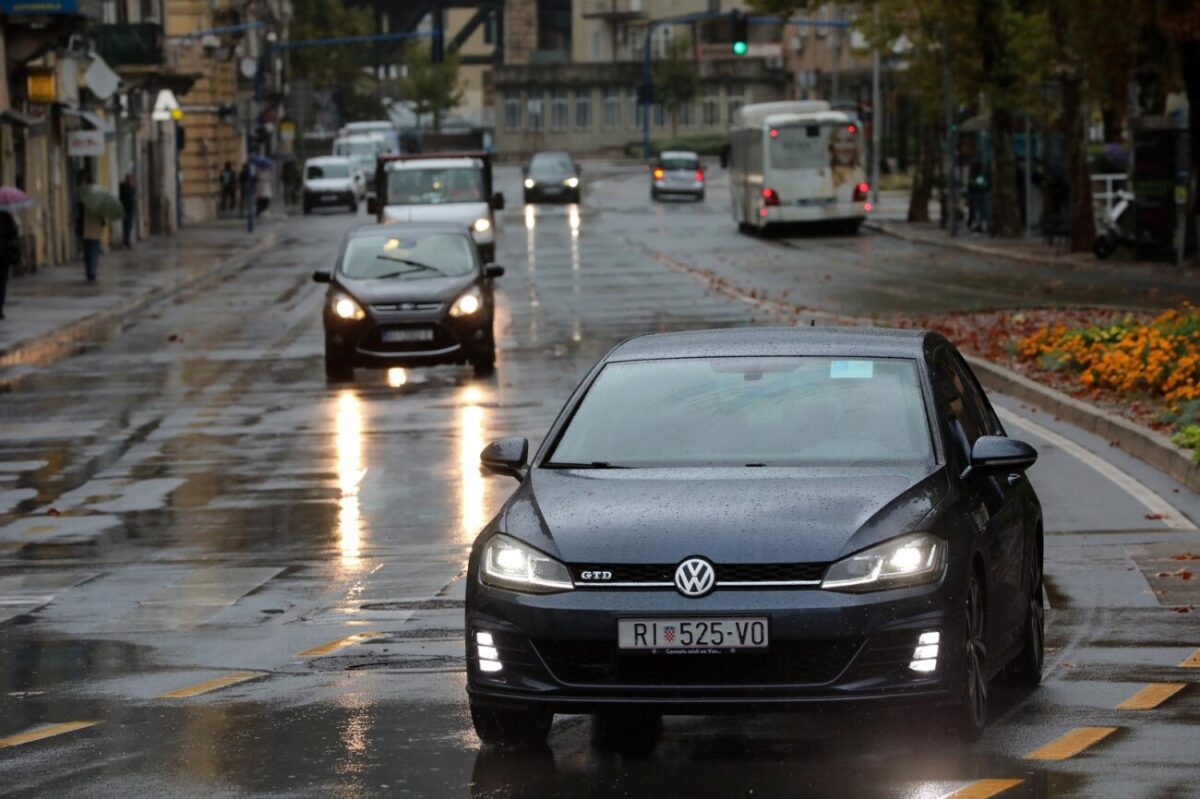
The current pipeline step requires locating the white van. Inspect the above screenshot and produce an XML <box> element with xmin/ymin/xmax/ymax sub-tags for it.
<box><xmin>729</xmin><ymin>100</ymin><xmax>869</xmax><ymax>234</ymax></box>
<box><xmin>338</xmin><ymin>121</ymin><xmax>399</xmax><ymax>155</ymax></box>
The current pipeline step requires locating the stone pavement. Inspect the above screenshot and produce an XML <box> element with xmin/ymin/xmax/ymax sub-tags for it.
<box><xmin>0</xmin><ymin>217</ymin><xmax>281</xmax><ymax>372</ymax></box>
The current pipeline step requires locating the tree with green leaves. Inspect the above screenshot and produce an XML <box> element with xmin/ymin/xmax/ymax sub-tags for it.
<box><xmin>653</xmin><ymin>38</ymin><xmax>700</xmax><ymax>138</ymax></box>
<box><xmin>396</xmin><ymin>43</ymin><xmax>464</xmax><ymax>135</ymax></box>
<box><xmin>287</xmin><ymin>0</ymin><xmax>374</xmax><ymax>86</ymax></box>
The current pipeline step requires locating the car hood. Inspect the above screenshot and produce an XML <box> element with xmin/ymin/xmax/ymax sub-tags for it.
<box><xmin>335</xmin><ymin>272</ymin><xmax>476</xmax><ymax>304</ymax></box>
<box><xmin>381</xmin><ymin>202</ymin><xmax>488</xmax><ymax>225</ymax></box>
<box><xmin>501</xmin><ymin>466</ymin><xmax>948</xmax><ymax>565</ymax></box>
<box><xmin>306</xmin><ymin>178</ymin><xmax>353</xmax><ymax>191</ymax></box>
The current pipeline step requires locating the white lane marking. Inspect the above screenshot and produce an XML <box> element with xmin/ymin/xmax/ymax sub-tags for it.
<box><xmin>996</xmin><ymin>407</ymin><xmax>1196</xmax><ymax>531</ymax></box>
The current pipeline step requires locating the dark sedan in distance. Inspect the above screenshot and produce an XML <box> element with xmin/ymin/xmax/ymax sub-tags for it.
<box><xmin>465</xmin><ymin>327</ymin><xmax>1044</xmax><ymax>746</ymax></box>
<box><xmin>313</xmin><ymin>224</ymin><xmax>504</xmax><ymax>381</ymax></box>
<box><xmin>523</xmin><ymin>152</ymin><xmax>581</xmax><ymax>204</ymax></box>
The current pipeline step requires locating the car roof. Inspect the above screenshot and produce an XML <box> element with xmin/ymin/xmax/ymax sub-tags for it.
<box><xmin>606</xmin><ymin>326</ymin><xmax>940</xmax><ymax>362</ymax></box>
<box><xmin>660</xmin><ymin>150</ymin><xmax>700</xmax><ymax>160</ymax></box>
<box><xmin>347</xmin><ymin>222</ymin><xmax>471</xmax><ymax>239</ymax></box>
<box><xmin>306</xmin><ymin>156</ymin><xmax>351</xmax><ymax>164</ymax></box>
<box><xmin>385</xmin><ymin>157</ymin><xmax>480</xmax><ymax>170</ymax></box>
<box><xmin>531</xmin><ymin>151</ymin><xmax>572</xmax><ymax>160</ymax></box>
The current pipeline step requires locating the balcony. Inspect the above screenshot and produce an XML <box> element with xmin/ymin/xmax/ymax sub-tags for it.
<box><xmin>94</xmin><ymin>22</ymin><xmax>164</xmax><ymax>66</ymax></box>
<box><xmin>581</xmin><ymin>0</ymin><xmax>645</xmax><ymax>20</ymax></box>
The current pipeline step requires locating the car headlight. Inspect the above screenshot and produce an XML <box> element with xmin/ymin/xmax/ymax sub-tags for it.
<box><xmin>564</xmin><ymin>177</ymin><xmax>579</xmax><ymax>188</ymax></box>
<box><xmin>481</xmin><ymin>534</ymin><xmax>574</xmax><ymax>593</ymax></box>
<box><xmin>330</xmin><ymin>293</ymin><xmax>365</xmax><ymax>321</ymax></box>
<box><xmin>472</xmin><ymin>217</ymin><xmax>492</xmax><ymax>234</ymax></box>
<box><xmin>449</xmin><ymin>286</ymin><xmax>483</xmax><ymax>317</ymax></box>
<box><xmin>524</xmin><ymin>178</ymin><xmax>535</xmax><ymax>189</ymax></box>
<box><xmin>821</xmin><ymin>533</ymin><xmax>946</xmax><ymax>592</ymax></box>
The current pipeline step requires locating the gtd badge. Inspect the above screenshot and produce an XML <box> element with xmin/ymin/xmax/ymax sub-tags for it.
<box><xmin>580</xmin><ymin>570</ymin><xmax>613</xmax><ymax>581</ymax></box>
<box><xmin>674</xmin><ymin>558</ymin><xmax>716</xmax><ymax>597</ymax></box>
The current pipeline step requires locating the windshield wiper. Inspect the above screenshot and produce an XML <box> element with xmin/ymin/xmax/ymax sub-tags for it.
<box><xmin>372</xmin><ymin>257</ymin><xmax>450</xmax><ymax>278</ymax></box>
<box><xmin>542</xmin><ymin>461</ymin><xmax>629</xmax><ymax>469</ymax></box>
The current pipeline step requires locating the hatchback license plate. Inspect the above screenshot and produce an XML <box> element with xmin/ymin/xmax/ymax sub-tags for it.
<box><xmin>382</xmin><ymin>329</ymin><xmax>434</xmax><ymax>343</ymax></box>
<box><xmin>618</xmin><ymin>617</ymin><xmax>768</xmax><ymax>650</ymax></box>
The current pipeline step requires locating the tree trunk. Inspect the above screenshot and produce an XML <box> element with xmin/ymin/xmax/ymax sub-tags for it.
<box><xmin>908</xmin><ymin>121</ymin><xmax>936</xmax><ymax>223</ymax></box>
<box><xmin>1181</xmin><ymin>38</ymin><xmax>1200</xmax><ymax>263</ymax></box>
<box><xmin>1062</xmin><ymin>74</ymin><xmax>1096</xmax><ymax>252</ymax></box>
<box><xmin>990</xmin><ymin>107</ymin><xmax>1023</xmax><ymax>237</ymax></box>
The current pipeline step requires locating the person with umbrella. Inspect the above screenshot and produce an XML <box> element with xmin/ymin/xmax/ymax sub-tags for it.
<box><xmin>0</xmin><ymin>186</ymin><xmax>30</xmax><ymax>318</ymax></box>
<box><xmin>75</xmin><ymin>169</ymin><xmax>123</xmax><ymax>282</ymax></box>
<box><xmin>119</xmin><ymin>173</ymin><xmax>137</xmax><ymax>248</ymax></box>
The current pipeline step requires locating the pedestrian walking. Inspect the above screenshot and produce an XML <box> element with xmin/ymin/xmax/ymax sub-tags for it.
<box><xmin>281</xmin><ymin>159</ymin><xmax>300</xmax><ymax>208</ymax></box>
<box><xmin>76</xmin><ymin>170</ymin><xmax>107</xmax><ymax>283</ymax></box>
<box><xmin>238</xmin><ymin>162</ymin><xmax>252</xmax><ymax>215</ymax></box>
<box><xmin>220</xmin><ymin>161</ymin><xmax>237</xmax><ymax>213</ymax></box>
<box><xmin>255</xmin><ymin>163</ymin><xmax>273</xmax><ymax>217</ymax></box>
<box><xmin>119</xmin><ymin>173</ymin><xmax>137</xmax><ymax>247</ymax></box>
<box><xmin>0</xmin><ymin>209</ymin><xmax>19</xmax><ymax>319</ymax></box>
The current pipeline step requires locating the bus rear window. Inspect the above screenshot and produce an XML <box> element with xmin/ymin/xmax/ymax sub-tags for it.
<box><xmin>769</xmin><ymin>124</ymin><xmax>859</xmax><ymax>171</ymax></box>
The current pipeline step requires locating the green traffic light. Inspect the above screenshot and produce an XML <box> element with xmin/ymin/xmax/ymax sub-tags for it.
<box><xmin>732</xmin><ymin>40</ymin><xmax>748</xmax><ymax>56</ymax></box>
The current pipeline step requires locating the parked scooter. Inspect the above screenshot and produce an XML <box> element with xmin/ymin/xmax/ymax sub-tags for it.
<box><xmin>1093</xmin><ymin>189</ymin><xmax>1134</xmax><ymax>260</ymax></box>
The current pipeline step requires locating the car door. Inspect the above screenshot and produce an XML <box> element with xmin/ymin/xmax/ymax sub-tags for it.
<box><xmin>932</xmin><ymin>349</ymin><xmax>1026</xmax><ymax>658</ymax></box>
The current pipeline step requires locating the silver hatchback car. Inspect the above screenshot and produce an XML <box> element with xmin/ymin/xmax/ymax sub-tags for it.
<box><xmin>650</xmin><ymin>150</ymin><xmax>705</xmax><ymax>202</ymax></box>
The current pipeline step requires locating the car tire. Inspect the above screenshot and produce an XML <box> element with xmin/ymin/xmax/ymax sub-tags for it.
<box><xmin>302</xmin><ymin>200</ymin><xmax>312</xmax><ymax>215</ymax></box>
<box><xmin>470</xmin><ymin>703</ymin><xmax>552</xmax><ymax>747</ymax></box>
<box><xmin>697</xmin><ymin>190</ymin><xmax>706</xmax><ymax>202</ymax></box>
<box><xmin>1002</xmin><ymin>542</ymin><xmax>1044</xmax><ymax>688</ymax></box>
<box><xmin>472</xmin><ymin>349</ymin><xmax>496</xmax><ymax>378</ymax></box>
<box><xmin>1093</xmin><ymin>233</ymin><xmax>1117</xmax><ymax>260</ymax></box>
<box><xmin>845</xmin><ymin>219</ymin><xmax>863</xmax><ymax>235</ymax></box>
<box><xmin>524</xmin><ymin>192</ymin><xmax>533</xmax><ymax>205</ymax></box>
<box><xmin>651</xmin><ymin>189</ymin><xmax>659</xmax><ymax>201</ymax></box>
<box><xmin>348</xmin><ymin>199</ymin><xmax>358</xmax><ymax>214</ymax></box>
<box><xmin>937</xmin><ymin>569</ymin><xmax>988</xmax><ymax>742</ymax></box>
<box><xmin>324</xmin><ymin>337</ymin><xmax>354</xmax><ymax>383</ymax></box>
<box><xmin>591</xmin><ymin>710</ymin><xmax>662</xmax><ymax>752</ymax></box>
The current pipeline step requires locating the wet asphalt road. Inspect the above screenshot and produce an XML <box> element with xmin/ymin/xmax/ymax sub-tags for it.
<box><xmin>1</xmin><ymin>165</ymin><xmax>1199</xmax><ymax>799</ymax></box>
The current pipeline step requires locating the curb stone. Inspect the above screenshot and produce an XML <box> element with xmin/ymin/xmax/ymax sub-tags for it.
<box><xmin>864</xmin><ymin>219</ymin><xmax>1080</xmax><ymax>271</ymax></box>
<box><xmin>966</xmin><ymin>355</ymin><xmax>1200</xmax><ymax>493</ymax></box>
<box><xmin>0</xmin><ymin>229</ymin><xmax>281</xmax><ymax>372</ymax></box>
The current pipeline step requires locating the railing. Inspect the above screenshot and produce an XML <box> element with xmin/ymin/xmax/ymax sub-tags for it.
<box><xmin>1091</xmin><ymin>172</ymin><xmax>1128</xmax><ymax>221</ymax></box>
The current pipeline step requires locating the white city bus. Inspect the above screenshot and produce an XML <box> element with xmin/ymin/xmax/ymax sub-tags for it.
<box><xmin>729</xmin><ymin>100</ymin><xmax>870</xmax><ymax>234</ymax></box>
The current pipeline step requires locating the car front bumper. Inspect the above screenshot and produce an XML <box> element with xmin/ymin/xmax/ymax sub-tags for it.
<box><xmin>325</xmin><ymin>308</ymin><xmax>493</xmax><ymax>368</ymax></box>
<box><xmin>653</xmin><ymin>179</ymin><xmax>704</xmax><ymax>195</ymax></box>
<box><xmin>305</xmin><ymin>189</ymin><xmax>355</xmax><ymax>207</ymax></box>
<box><xmin>465</xmin><ymin>577</ymin><xmax>962</xmax><ymax>714</ymax></box>
<box><xmin>525</xmin><ymin>183</ymin><xmax>578</xmax><ymax>202</ymax></box>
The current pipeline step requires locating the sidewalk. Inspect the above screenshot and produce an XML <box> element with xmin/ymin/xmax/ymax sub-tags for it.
<box><xmin>0</xmin><ymin>218</ymin><xmax>281</xmax><ymax>372</ymax></box>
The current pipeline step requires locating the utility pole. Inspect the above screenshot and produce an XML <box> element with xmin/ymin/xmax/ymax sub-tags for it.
<box><xmin>870</xmin><ymin>1</ymin><xmax>880</xmax><ymax>205</ymax></box>
<box><xmin>941</xmin><ymin>17</ymin><xmax>957</xmax><ymax>237</ymax></box>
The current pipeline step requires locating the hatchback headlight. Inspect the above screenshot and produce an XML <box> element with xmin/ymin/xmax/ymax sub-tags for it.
<box><xmin>524</xmin><ymin>178</ymin><xmax>535</xmax><ymax>189</ymax></box>
<box><xmin>472</xmin><ymin>217</ymin><xmax>492</xmax><ymax>234</ymax></box>
<box><xmin>821</xmin><ymin>533</ymin><xmax>946</xmax><ymax>592</ymax></box>
<box><xmin>481</xmin><ymin>534</ymin><xmax>574</xmax><ymax>593</ymax></box>
<box><xmin>449</xmin><ymin>286</ymin><xmax>483</xmax><ymax>317</ymax></box>
<box><xmin>564</xmin><ymin>177</ymin><xmax>579</xmax><ymax>188</ymax></box>
<box><xmin>330</xmin><ymin>293</ymin><xmax>365</xmax><ymax>320</ymax></box>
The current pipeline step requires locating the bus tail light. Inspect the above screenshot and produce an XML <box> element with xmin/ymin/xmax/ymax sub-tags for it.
<box><xmin>854</xmin><ymin>182</ymin><xmax>869</xmax><ymax>202</ymax></box>
<box><xmin>762</xmin><ymin>187</ymin><xmax>780</xmax><ymax>207</ymax></box>
<box><xmin>653</xmin><ymin>168</ymin><xmax>664</xmax><ymax>179</ymax></box>
<box><xmin>695</xmin><ymin>169</ymin><xmax>705</xmax><ymax>182</ymax></box>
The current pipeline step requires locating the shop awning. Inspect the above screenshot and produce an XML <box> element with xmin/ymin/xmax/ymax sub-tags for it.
<box><xmin>0</xmin><ymin>109</ymin><xmax>46</xmax><ymax>129</ymax></box>
<box><xmin>60</xmin><ymin>107</ymin><xmax>116</xmax><ymax>133</ymax></box>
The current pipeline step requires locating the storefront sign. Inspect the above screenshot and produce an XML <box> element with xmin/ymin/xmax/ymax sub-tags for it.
<box><xmin>67</xmin><ymin>129</ymin><xmax>105</xmax><ymax>157</ymax></box>
<box><xmin>0</xmin><ymin>0</ymin><xmax>77</xmax><ymax>13</ymax></box>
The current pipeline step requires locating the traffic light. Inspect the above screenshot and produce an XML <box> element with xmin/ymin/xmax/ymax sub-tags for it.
<box><xmin>730</xmin><ymin>10</ymin><xmax>748</xmax><ymax>56</ymax></box>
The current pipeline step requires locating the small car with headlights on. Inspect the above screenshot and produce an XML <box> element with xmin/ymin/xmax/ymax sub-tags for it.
<box><xmin>650</xmin><ymin>150</ymin><xmax>705</xmax><ymax>201</ymax></box>
<box><xmin>523</xmin><ymin>151</ymin><xmax>581</xmax><ymax>204</ymax></box>
<box><xmin>312</xmin><ymin>224</ymin><xmax>504</xmax><ymax>381</ymax></box>
<box><xmin>302</xmin><ymin>156</ymin><xmax>365</xmax><ymax>214</ymax></box>
<box><xmin>465</xmin><ymin>327</ymin><xmax>1044</xmax><ymax>746</ymax></box>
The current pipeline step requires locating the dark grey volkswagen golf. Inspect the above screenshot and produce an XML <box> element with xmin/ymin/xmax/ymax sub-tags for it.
<box><xmin>465</xmin><ymin>327</ymin><xmax>1044</xmax><ymax>746</ymax></box>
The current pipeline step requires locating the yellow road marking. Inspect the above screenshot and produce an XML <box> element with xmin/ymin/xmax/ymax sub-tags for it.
<box><xmin>296</xmin><ymin>631</ymin><xmax>383</xmax><ymax>658</ymax></box>
<box><xmin>941</xmin><ymin>778</ymin><xmax>1025</xmax><ymax>798</ymax></box>
<box><xmin>1025</xmin><ymin>726</ymin><xmax>1118</xmax><ymax>761</ymax></box>
<box><xmin>158</xmin><ymin>671</ymin><xmax>265</xmax><ymax>699</ymax></box>
<box><xmin>0</xmin><ymin>721</ymin><xmax>101</xmax><ymax>749</ymax></box>
<box><xmin>1181</xmin><ymin>648</ymin><xmax>1200</xmax><ymax>668</ymax></box>
<box><xmin>1117</xmin><ymin>682</ymin><xmax>1187</xmax><ymax>710</ymax></box>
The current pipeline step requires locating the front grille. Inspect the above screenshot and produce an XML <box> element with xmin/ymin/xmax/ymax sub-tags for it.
<box><xmin>534</xmin><ymin>639</ymin><xmax>861</xmax><ymax>687</ymax></box>
<box><xmin>360</xmin><ymin>323</ymin><xmax>458</xmax><ymax>353</ymax></box>
<box><xmin>569</xmin><ymin>562</ymin><xmax>827</xmax><ymax>587</ymax></box>
<box><xmin>848</xmin><ymin>630</ymin><xmax>926</xmax><ymax>679</ymax></box>
<box><xmin>371</xmin><ymin>301</ymin><xmax>444</xmax><ymax>313</ymax></box>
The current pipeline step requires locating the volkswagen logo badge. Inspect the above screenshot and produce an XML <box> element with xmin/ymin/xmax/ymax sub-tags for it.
<box><xmin>674</xmin><ymin>557</ymin><xmax>716</xmax><ymax>597</ymax></box>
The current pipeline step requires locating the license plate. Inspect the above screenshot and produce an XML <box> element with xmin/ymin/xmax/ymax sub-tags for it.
<box><xmin>618</xmin><ymin>617</ymin><xmax>768</xmax><ymax>650</ymax></box>
<box><xmin>322</xmin><ymin>194</ymin><xmax>338</xmax><ymax>202</ymax></box>
<box><xmin>381</xmin><ymin>329</ymin><xmax>434</xmax><ymax>343</ymax></box>
<box><xmin>543</xmin><ymin>187</ymin><xmax>563</xmax><ymax>194</ymax></box>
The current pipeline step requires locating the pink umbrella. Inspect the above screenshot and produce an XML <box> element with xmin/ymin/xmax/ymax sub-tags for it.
<box><xmin>0</xmin><ymin>186</ymin><xmax>32</xmax><ymax>210</ymax></box>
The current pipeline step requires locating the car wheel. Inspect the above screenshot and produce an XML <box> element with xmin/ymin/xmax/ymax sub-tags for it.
<box><xmin>697</xmin><ymin>190</ymin><xmax>706</xmax><ymax>202</ymax></box>
<box><xmin>1093</xmin><ymin>233</ymin><xmax>1117</xmax><ymax>260</ymax></box>
<box><xmin>348</xmin><ymin>199</ymin><xmax>358</xmax><ymax>214</ymax></box>
<box><xmin>472</xmin><ymin>349</ymin><xmax>496</xmax><ymax>378</ymax></box>
<box><xmin>524</xmin><ymin>192</ymin><xmax>533</xmax><ymax>205</ymax></box>
<box><xmin>470</xmin><ymin>703</ymin><xmax>552</xmax><ymax>747</ymax></box>
<box><xmin>1003</xmin><ymin>542</ymin><xmax>1044</xmax><ymax>688</ymax></box>
<box><xmin>302</xmin><ymin>201</ymin><xmax>312</xmax><ymax>215</ymax></box>
<box><xmin>324</xmin><ymin>337</ymin><xmax>354</xmax><ymax>383</ymax></box>
<box><xmin>938</xmin><ymin>569</ymin><xmax>988</xmax><ymax>741</ymax></box>
<box><xmin>651</xmin><ymin>189</ymin><xmax>659</xmax><ymax>201</ymax></box>
<box><xmin>591</xmin><ymin>710</ymin><xmax>662</xmax><ymax>752</ymax></box>
<box><xmin>845</xmin><ymin>219</ymin><xmax>863</xmax><ymax>235</ymax></box>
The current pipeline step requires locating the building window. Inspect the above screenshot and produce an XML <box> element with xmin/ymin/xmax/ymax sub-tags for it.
<box><xmin>504</xmin><ymin>93</ymin><xmax>522</xmax><ymax>130</ymax></box>
<box><xmin>653</xmin><ymin>103</ymin><xmax>666</xmax><ymax>128</ymax></box>
<box><xmin>703</xmin><ymin>93</ymin><xmax>719</xmax><ymax>126</ymax></box>
<box><xmin>680</xmin><ymin>102</ymin><xmax>695</xmax><ymax>128</ymax></box>
<box><xmin>727</xmin><ymin>91</ymin><xmax>745</xmax><ymax>124</ymax></box>
<box><xmin>629</xmin><ymin>93</ymin><xmax>645</xmax><ymax>130</ymax></box>
<box><xmin>575</xmin><ymin>90</ymin><xmax>592</xmax><ymax>129</ymax></box>
<box><xmin>527</xmin><ymin>95</ymin><xmax>544</xmax><ymax>130</ymax></box>
<box><xmin>551</xmin><ymin>88</ymin><xmax>568</xmax><ymax>130</ymax></box>
<box><xmin>590</xmin><ymin>30</ymin><xmax>603</xmax><ymax>60</ymax></box>
<box><xmin>483</xmin><ymin>14</ymin><xmax>496</xmax><ymax>45</ymax></box>
<box><xmin>604</xmin><ymin>87</ymin><xmax>621</xmax><ymax>128</ymax></box>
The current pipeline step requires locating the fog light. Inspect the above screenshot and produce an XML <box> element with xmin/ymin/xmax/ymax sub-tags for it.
<box><xmin>909</xmin><ymin>658</ymin><xmax>937</xmax><ymax>673</ymax></box>
<box><xmin>918</xmin><ymin>631</ymin><xmax>940</xmax><ymax>645</ymax></box>
<box><xmin>479</xmin><ymin>659</ymin><xmax>503</xmax><ymax>673</ymax></box>
<box><xmin>913</xmin><ymin>644</ymin><xmax>939</xmax><ymax>660</ymax></box>
<box><xmin>478</xmin><ymin>645</ymin><xmax>500</xmax><ymax>661</ymax></box>
<box><xmin>475</xmin><ymin>631</ymin><xmax>494</xmax><ymax>646</ymax></box>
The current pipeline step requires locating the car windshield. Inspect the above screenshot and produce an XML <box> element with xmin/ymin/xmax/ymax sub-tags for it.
<box><xmin>546</xmin><ymin>357</ymin><xmax>933</xmax><ymax>467</ymax></box>
<box><xmin>661</xmin><ymin>157</ymin><xmax>699</xmax><ymax>171</ymax></box>
<box><xmin>339</xmin><ymin>232</ymin><xmax>475</xmax><ymax>280</ymax></box>
<box><xmin>530</xmin><ymin>155</ymin><xmax>573</xmax><ymax>178</ymax></box>
<box><xmin>385</xmin><ymin>167</ymin><xmax>484</xmax><ymax>204</ymax></box>
<box><xmin>307</xmin><ymin>163</ymin><xmax>350</xmax><ymax>179</ymax></box>
<box><xmin>335</xmin><ymin>140</ymin><xmax>382</xmax><ymax>157</ymax></box>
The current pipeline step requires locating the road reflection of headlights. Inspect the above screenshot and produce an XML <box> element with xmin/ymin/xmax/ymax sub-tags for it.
<box><xmin>524</xmin><ymin>178</ymin><xmax>535</xmax><ymax>189</ymax></box>
<box><xmin>482</xmin><ymin>534</ymin><xmax>574</xmax><ymax>593</ymax></box>
<box><xmin>331</xmin><ymin>293</ymin><xmax>366</xmax><ymax>320</ymax></box>
<box><xmin>821</xmin><ymin>533</ymin><xmax>946</xmax><ymax>592</ymax></box>
<box><xmin>564</xmin><ymin>177</ymin><xmax>579</xmax><ymax>188</ymax></box>
<box><xmin>449</xmin><ymin>287</ymin><xmax>483</xmax><ymax>317</ymax></box>
<box><xmin>473</xmin><ymin>217</ymin><xmax>492</xmax><ymax>233</ymax></box>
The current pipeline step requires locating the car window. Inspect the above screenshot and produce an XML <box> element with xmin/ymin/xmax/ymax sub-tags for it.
<box><xmin>385</xmin><ymin>167</ymin><xmax>484</xmax><ymax>204</ymax></box>
<box><xmin>947</xmin><ymin>351</ymin><xmax>1003</xmax><ymax>435</ymax></box>
<box><xmin>932</xmin><ymin>350</ymin><xmax>988</xmax><ymax>462</ymax></box>
<box><xmin>546</xmin><ymin>357</ymin><xmax>933</xmax><ymax>468</ymax></box>
<box><xmin>307</xmin><ymin>164</ymin><xmax>349</xmax><ymax>179</ymax></box>
<box><xmin>530</xmin><ymin>155</ymin><xmax>573</xmax><ymax>178</ymax></box>
<box><xmin>339</xmin><ymin>233</ymin><xmax>475</xmax><ymax>280</ymax></box>
<box><xmin>661</xmin><ymin>157</ymin><xmax>699</xmax><ymax>171</ymax></box>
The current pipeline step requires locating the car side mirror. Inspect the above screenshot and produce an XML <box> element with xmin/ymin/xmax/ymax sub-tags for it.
<box><xmin>492</xmin><ymin>192</ymin><xmax>505</xmax><ymax>211</ymax></box>
<box><xmin>312</xmin><ymin>270</ymin><xmax>332</xmax><ymax>284</ymax></box>
<box><xmin>521</xmin><ymin>164</ymin><xmax>529</xmax><ymax>176</ymax></box>
<box><xmin>575</xmin><ymin>163</ymin><xmax>582</xmax><ymax>174</ymax></box>
<box><xmin>367</xmin><ymin>197</ymin><xmax>378</xmax><ymax>215</ymax></box>
<box><xmin>484</xmin><ymin>263</ymin><xmax>505</xmax><ymax>279</ymax></box>
<box><xmin>481</xmin><ymin>436</ymin><xmax>528</xmax><ymax>480</ymax></box>
<box><xmin>961</xmin><ymin>436</ymin><xmax>1038</xmax><ymax>480</ymax></box>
